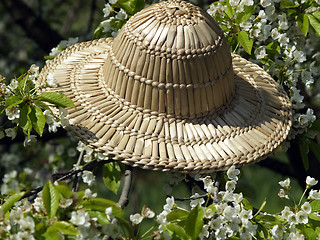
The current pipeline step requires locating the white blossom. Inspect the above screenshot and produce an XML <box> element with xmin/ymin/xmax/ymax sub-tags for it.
<box><xmin>297</xmin><ymin>210</ymin><xmax>308</xmax><ymax>224</ymax></box>
<box><xmin>271</xmin><ymin>225</ymin><xmax>284</xmax><ymax>240</ymax></box>
<box><xmin>47</xmin><ymin>73</ymin><xmax>57</xmax><ymax>87</ymax></box>
<box><xmin>130</xmin><ymin>213</ymin><xmax>143</xmax><ymax>224</ymax></box>
<box><xmin>279</xmin><ymin>178</ymin><xmax>290</xmax><ymax>189</ymax></box>
<box><xmin>59</xmin><ymin>198</ymin><xmax>73</xmax><ymax>208</ymax></box>
<box><xmin>278</xmin><ymin>189</ymin><xmax>289</xmax><ymax>199</ymax></box>
<box><xmin>23</xmin><ymin>135</ymin><xmax>37</xmax><ymax>147</ymax></box>
<box><xmin>5</xmin><ymin>127</ymin><xmax>17</xmax><ymax>140</ymax></box>
<box><xmin>102</xmin><ymin>20</ymin><xmax>111</xmax><ymax>33</ymax></box>
<box><xmin>278</xmin><ymin>13</ymin><xmax>289</xmax><ymax>30</ymax></box>
<box><xmin>306</xmin><ymin>176</ymin><xmax>318</xmax><ymax>187</ymax></box>
<box><xmin>19</xmin><ymin>216</ymin><xmax>35</xmax><ymax>232</ymax></box>
<box><xmin>225</xmin><ymin>180</ymin><xmax>237</xmax><ymax>192</ymax></box>
<box><xmin>103</xmin><ymin>4</ymin><xmax>112</xmax><ymax>17</ymax></box>
<box><xmin>227</xmin><ymin>166</ymin><xmax>240</xmax><ymax>180</ymax></box>
<box><xmin>70</xmin><ymin>210</ymin><xmax>91</xmax><ymax>227</ymax></box>
<box><xmin>301</xmin><ymin>202</ymin><xmax>312</xmax><ymax>214</ymax></box>
<box><xmin>163</xmin><ymin>196</ymin><xmax>175</xmax><ymax>212</ymax></box>
<box><xmin>293</xmin><ymin>50</ymin><xmax>307</xmax><ymax>63</ymax></box>
<box><xmin>254</xmin><ymin>46</ymin><xmax>267</xmax><ymax>59</ymax></box>
<box><xmin>109</xmin><ymin>0</ymin><xmax>118</xmax><ymax>4</ymax></box>
<box><xmin>142</xmin><ymin>207</ymin><xmax>155</xmax><ymax>218</ymax></box>
<box><xmin>5</xmin><ymin>107</ymin><xmax>20</xmax><ymax>121</ymax></box>
<box><xmin>281</xmin><ymin>206</ymin><xmax>293</xmax><ymax>220</ymax></box>
<box><xmin>190</xmin><ymin>193</ymin><xmax>205</xmax><ymax>208</ymax></box>
<box><xmin>82</xmin><ymin>170</ymin><xmax>95</xmax><ymax>186</ymax></box>
<box><xmin>309</xmin><ymin>190</ymin><xmax>320</xmax><ymax>200</ymax></box>
<box><xmin>288</xmin><ymin>213</ymin><xmax>298</xmax><ymax>226</ymax></box>
<box><xmin>260</xmin><ymin>0</ymin><xmax>272</xmax><ymax>7</ymax></box>
<box><xmin>116</xmin><ymin>8</ymin><xmax>128</xmax><ymax>20</ymax></box>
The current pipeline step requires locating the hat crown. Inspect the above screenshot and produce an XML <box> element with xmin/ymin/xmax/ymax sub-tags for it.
<box><xmin>102</xmin><ymin>0</ymin><xmax>235</xmax><ymax>118</ymax></box>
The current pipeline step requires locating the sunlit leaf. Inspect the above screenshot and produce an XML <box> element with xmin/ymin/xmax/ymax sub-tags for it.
<box><xmin>51</xmin><ymin>221</ymin><xmax>79</xmax><ymax>236</ymax></box>
<box><xmin>307</xmin><ymin>14</ymin><xmax>320</xmax><ymax>36</ymax></box>
<box><xmin>237</xmin><ymin>31</ymin><xmax>253</xmax><ymax>54</ymax></box>
<box><xmin>185</xmin><ymin>204</ymin><xmax>204</xmax><ymax>239</ymax></box>
<box><xmin>5</xmin><ymin>96</ymin><xmax>23</xmax><ymax>109</ymax></box>
<box><xmin>167</xmin><ymin>208</ymin><xmax>190</xmax><ymax>222</ymax></box>
<box><xmin>42</xmin><ymin>180</ymin><xmax>60</xmax><ymax>218</ymax></box>
<box><xmin>297</xmin><ymin>13</ymin><xmax>309</xmax><ymax>36</ymax></box>
<box><xmin>2</xmin><ymin>192</ymin><xmax>25</xmax><ymax>214</ymax></box>
<box><xmin>165</xmin><ymin>224</ymin><xmax>190</xmax><ymax>240</ymax></box>
<box><xmin>38</xmin><ymin>92</ymin><xmax>75</xmax><ymax>108</ymax></box>
<box><xmin>29</xmin><ymin>106</ymin><xmax>46</xmax><ymax>136</ymax></box>
<box><xmin>103</xmin><ymin>162</ymin><xmax>122</xmax><ymax>194</ymax></box>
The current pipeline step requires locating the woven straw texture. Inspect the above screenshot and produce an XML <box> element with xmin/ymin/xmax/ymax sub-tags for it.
<box><xmin>37</xmin><ymin>0</ymin><xmax>292</xmax><ymax>173</ymax></box>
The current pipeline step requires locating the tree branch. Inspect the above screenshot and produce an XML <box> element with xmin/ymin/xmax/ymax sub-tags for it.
<box><xmin>0</xmin><ymin>0</ymin><xmax>63</xmax><ymax>52</ymax></box>
<box><xmin>21</xmin><ymin>159</ymin><xmax>114</xmax><ymax>200</ymax></box>
<box><xmin>117</xmin><ymin>166</ymin><xmax>133</xmax><ymax>208</ymax></box>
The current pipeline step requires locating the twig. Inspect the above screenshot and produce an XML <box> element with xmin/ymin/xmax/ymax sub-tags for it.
<box><xmin>170</xmin><ymin>194</ymin><xmax>208</xmax><ymax>201</ymax></box>
<box><xmin>72</xmin><ymin>150</ymin><xmax>85</xmax><ymax>192</ymax></box>
<box><xmin>103</xmin><ymin>166</ymin><xmax>133</xmax><ymax>240</ymax></box>
<box><xmin>20</xmin><ymin>159</ymin><xmax>114</xmax><ymax>200</ymax></box>
<box><xmin>213</xmin><ymin>171</ymin><xmax>222</xmax><ymax>203</ymax></box>
<box><xmin>117</xmin><ymin>166</ymin><xmax>133</xmax><ymax>208</ymax></box>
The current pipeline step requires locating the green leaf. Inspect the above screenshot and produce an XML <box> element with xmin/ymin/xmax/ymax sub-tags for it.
<box><xmin>38</xmin><ymin>92</ymin><xmax>75</xmax><ymax>108</ymax></box>
<box><xmin>103</xmin><ymin>162</ymin><xmax>122</xmax><ymax>194</ymax></box>
<box><xmin>185</xmin><ymin>204</ymin><xmax>204</xmax><ymax>240</ymax></box>
<box><xmin>82</xmin><ymin>198</ymin><xmax>120</xmax><ymax>211</ymax></box>
<box><xmin>167</xmin><ymin>208</ymin><xmax>190</xmax><ymax>222</ymax></box>
<box><xmin>83</xmin><ymin>199</ymin><xmax>133</xmax><ymax>237</ymax></box>
<box><xmin>19</xmin><ymin>75</ymin><xmax>28</xmax><ymax>89</ymax></box>
<box><xmin>242</xmin><ymin>197</ymin><xmax>253</xmax><ymax>210</ymax></box>
<box><xmin>280</xmin><ymin>0</ymin><xmax>299</xmax><ymax>8</ymax></box>
<box><xmin>164</xmin><ymin>224</ymin><xmax>190</xmax><ymax>240</ymax></box>
<box><xmin>51</xmin><ymin>221</ymin><xmax>79</xmax><ymax>236</ymax></box>
<box><xmin>42</xmin><ymin>228</ymin><xmax>60</xmax><ymax>240</ymax></box>
<box><xmin>254</xmin><ymin>198</ymin><xmax>266</xmax><ymax>216</ymax></box>
<box><xmin>300</xmin><ymin>227</ymin><xmax>318</xmax><ymax>239</ymax></box>
<box><xmin>19</xmin><ymin>104</ymin><xmax>32</xmax><ymax>136</ymax></box>
<box><xmin>266</xmin><ymin>42</ymin><xmax>281</xmax><ymax>54</ymax></box>
<box><xmin>88</xmin><ymin>211</ymin><xmax>110</xmax><ymax>225</ymax></box>
<box><xmin>309</xmin><ymin>212</ymin><xmax>320</xmax><ymax>221</ymax></box>
<box><xmin>255</xmin><ymin>215</ymin><xmax>284</xmax><ymax>225</ymax></box>
<box><xmin>118</xmin><ymin>0</ymin><xmax>145</xmax><ymax>15</ymax></box>
<box><xmin>307</xmin><ymin>14</ymin><xmax>320</xmax><ymax>36</ymax></box>
<box><xmin>29</xmin><ymin>106</ymin><xmax>46</xmax><ymax>136</ymax></box>
<box><xmin>236</xmin><ymin>5</ymin><xmax>256</xmax><ymax>24</ymax></box>
<box><xmin>297</xmin><ymin>13</ymin><xmax>309</xmax><ymax>36</ymax></box>
<box><xmin>237</xmin><ymin>31</ymin><xmax>253</xmax><ymax>54</ymax></box>
<box><xmin>42</xmin><ymin>180</ymin><xmax>60</xmax><ymax>218</ymax></box>
<box><xmin>311</xmin><ymin>200</ymin><xmax>320</xmax><ymax>212</ymax></box>
<box><xmin>224</xmin><ymin>2</ymin><xmax>235</xmax><ymax>19</ymax></box>
<box><xmin>2</xmin><ymin>192</ymin><xmax>25</xmax><ymax>214</ymax></box>
<box><xmin>298</xmin><ymin>137</ymin><xmax>309</xmax><ymax>170</ymax></box>
<box><xmin>313</xmin><ymin>11</ymin><xmax>320</xmax><ymax>21</ymax></box>
<box><xmin>34</xmin><ymin>100</ymin><xmax>52</xmax><ymax>112</ymax></box>
<box><xmin>5</xmin><ymin>96</ymin><xmax>23</xmax><ymax>109</ymax></box>
<box><xmin>310</xmin><ymin>140</ymin><xmax>320</xmax><ymax>163</ymax></box>
<box><xmin>55</xmin><ymin>182</ymin><xmax>72</xmax><ymax>199</ymax></box>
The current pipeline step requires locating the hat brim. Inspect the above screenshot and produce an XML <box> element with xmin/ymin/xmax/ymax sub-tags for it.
<box><xmin>38</xmin><ymin>38</ymin><xmax>291</xmax><ymax>173</ymax></box>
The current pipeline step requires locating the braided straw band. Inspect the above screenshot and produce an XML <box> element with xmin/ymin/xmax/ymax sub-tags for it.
<box><xmin>37</xmin><ymin>38</ymin><xmax>292</xmax><ymax>173</ymax></box>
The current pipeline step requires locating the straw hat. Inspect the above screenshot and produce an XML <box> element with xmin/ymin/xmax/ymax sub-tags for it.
<box><xmin>37</xmin><ymin>0</ymin><xmax>291</xmax><ymax>173</ymax></box>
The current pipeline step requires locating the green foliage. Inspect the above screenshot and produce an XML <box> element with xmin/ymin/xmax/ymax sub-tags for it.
<box><xmin>1</xmin><ymin>192</ymin><xmax>25</xmax><ymax>215</ymax></box>
<box><xmin>42</xmin><ymin>180</ymin><xmax>60</xmax><ymax>218</ymax></box>
<box><xmin>0</xmin><ymin>71</ymin><xmax>75</xmax><ymax>138</ymax></box>
<box><xmin>116</xmin><ymin>0</ymin><xmax>145</xmax><ymax>15</ymax></box>
<box><xmin>103</xmin><ymin>162</ymin><xmax>122</xmax><ymax>194</ymax></box>
<box><xmin>37</xmin><ymin>92</ymin><xmax>75</xmax><ymax>109</ymax></box>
